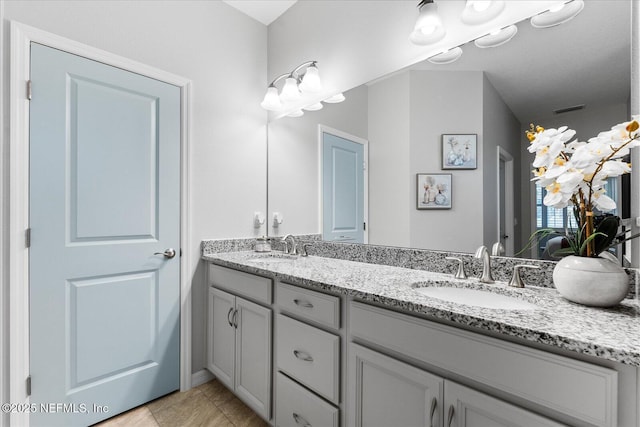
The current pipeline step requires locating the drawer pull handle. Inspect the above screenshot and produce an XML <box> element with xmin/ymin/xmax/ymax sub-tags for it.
<box><xmin>447</xmin><ymin>404</ymin><xmax>455</xmax><ymax>427</ymax></box>
<box><xmin>293</xmin><ymin>350</ymin><xmax>314</xmax><ymax>362</ymax></box>
<box><xmin>293</xmin><ymin>299</ymin><xmax>314</xmax><ymax>309</ymax></box>
<box><xmin>232</xmin><ymin>309</ymin><xmax>238</xmax><ymax>328</ymax></box>
<box><xmin>292</xmin><ymin>413</ymin><xmax>311</xmax><ymax>427</ymax></box>
<box><xmin>227</xmin><ymin>307</ymin><xmax>234</xmax><ymax>327</ymax></box>
<box><xmin>429</xmin><ymin>397</ymin><xmax>437</xmax><ymax>427</ymax></box>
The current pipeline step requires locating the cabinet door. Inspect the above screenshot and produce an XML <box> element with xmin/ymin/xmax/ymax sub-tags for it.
<box><xmin>444</xmin><ymin>381</ymin><xmax>564</xmax><ymax>427</ymax></box>
<box><xmin>235</xmin><ymin>297</ymin><xmax>272</xmax><ymax>420</ymax></box>
<box><xmin>207</xmin><ymin>287</ymin><xmax>236</xmax><ymax>390</ymax></box>
<box><xmin>348</xmin><ymin>343</ymin><xmax>443</xmax><ymax>427</ymax></box>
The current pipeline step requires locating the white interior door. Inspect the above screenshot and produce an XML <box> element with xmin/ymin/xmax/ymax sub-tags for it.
<box><xmin>321</xmin><ymin>129</ymin><xmax>367</xmax><ymax>243</ymax></box>
<box><xmin>497</xmin><ymin>147</ymin><xmax>515</xmax><ymax>256</ymax></box>
<box><xmin>29</xmin><ymin>42</ymin><xmax>181</xmax><ymax>426</ymax></box>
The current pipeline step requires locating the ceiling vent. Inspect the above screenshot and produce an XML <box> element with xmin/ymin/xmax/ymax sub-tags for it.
<box><xmin>553</xmin><ymin>104</ymin><xmax>585</xmax><ymax>114</ymax></box>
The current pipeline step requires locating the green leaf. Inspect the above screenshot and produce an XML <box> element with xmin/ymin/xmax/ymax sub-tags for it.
<box><xmin>592</xmin><ymin>216</ymin><xmax>620</xmax><ymax>255</ymax></box>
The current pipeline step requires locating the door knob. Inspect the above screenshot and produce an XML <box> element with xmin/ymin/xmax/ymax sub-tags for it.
<box><xmin>154</xmin><ymin>248</ymin><xmax>176</xmax><ymax>259</ymax></box>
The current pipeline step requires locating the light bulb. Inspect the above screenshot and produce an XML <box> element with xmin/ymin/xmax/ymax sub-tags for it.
<box><xmin>324</xmin><ymin>93</ymin><xmax>345</xmax><ymax>103</ymax></box>
<box><xmin>260</xmin><ymin>86</ymin><xmax>282</xmax><ymax>111</ymax></box>
<box><xmin>287</xmin><ymin>110</ymin><xmax>304</xmax><ymax>117</ymax></box>
<box><xmin>303</xmin><ymin>102</ymin><xmax>324</xmax><ymax>111</ymax></box>
<box><xmin>299</xmin><ymin>64</ymin><xmax>323</xmax><ymax>93</ymax></box>
<box><xmin>471</xmin><ymin>0</ymin><xmax>491</xmax><ymax>12</ymax></box>
<box><xmin>409</xmin><ymin>1</ymin><xmax>446</xmax><ymax>45</ymax></box>
<box><xmin>280</xmin><ymin>76</ymin><xmax>301</xmax><ymax>102</ymax></box>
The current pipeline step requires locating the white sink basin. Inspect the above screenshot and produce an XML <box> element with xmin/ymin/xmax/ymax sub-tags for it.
<box><xmin>413</xmin><ymin>286</ymin><xmax>538</xmax><ymax>310</ymax></box>
<box><xmin>247</xmin><ymin>253</ymin><xmax>298</xmax><ymax>264</ymax></box>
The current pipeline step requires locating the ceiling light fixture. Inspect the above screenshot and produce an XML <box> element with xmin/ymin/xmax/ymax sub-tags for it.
<box><xmin>474</xmin><ymin>24</ymin><xmax>518</xmax><ymax>48</ymax></box>
<box><xmin>409</xmin><ymin>0</ymin><xmax>446</xmax><ymax>46</ymax></box>
<box><xmin>287</xmin><ymin>110</ymin><xmax>304</xmax><ymax>118</ymax></box>
<box><xmin>530</xmin><ymin>0</ymin><xmax>584</xmax><ymax>28</ymax></box>
<box><xmin>428</xmin><ymin>46</ymin><xmax>463</xmax><ymax>64</ymax></box>
<box><xmin>461</xmin><ymin>1</ymin><xmax>505</xmax><ymax>25</ymax></box>
<box><xmin>261</xmin><ymin>60</ymin><xmax>323</xmax><ymax>111</ymax></box>
<box><xmin>303</xmin><ymin>102</ymin><xmax>324</xmax><ymax>111</ymax></box>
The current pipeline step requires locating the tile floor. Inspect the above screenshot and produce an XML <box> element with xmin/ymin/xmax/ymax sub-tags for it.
<box><xmin>94</xmin><ymin>379</ymin><xmax>268</xmax><ymax>427</ymax></box>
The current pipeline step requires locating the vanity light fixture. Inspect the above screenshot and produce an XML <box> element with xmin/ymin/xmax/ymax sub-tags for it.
<box><xmin>474</xmin><ymin>24</ymin><xmax>517</xmax><ymax>48</ymax></box>
<box><xmin>530</xmin><ymin>0</ymin><xmax>584</xmax><ymax>28</ymax></box>
<box><xmin>303</xmin><ymin>102</ymin><xmax>324</xmax><ymax>111</ymax></box>
<box><xmin>287</xmin><ymin>110</ymin><xmax>304</xmax><ymax>118</ymax></box>
<box><xmin>460</xmin><ymin>0</ymin><xmax>505</xmax><ymax>25</ymax></box>
<box><xmin>409</xmin><ymin>0</ymin><xmax>446</xmax><ymax>46</ymax></box>
<box><xmin>260</xmin><ymin>60</ymin><xmax>323</xmax><ymax>111</ymax></box>
<box><xmin>324</xmin><ymin>93</ymin><xmax>346</xmax><ymax>103</ymax></box>
<box><xmin>428</xmin><ymin>46</ymin><xmax>463</xmax><ymax>64</ymax></box>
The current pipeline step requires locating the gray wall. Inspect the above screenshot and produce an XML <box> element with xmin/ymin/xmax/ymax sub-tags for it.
<box><xmin>482</xmin><ymin>75</ymin><xmax>522</xmax><ymax>253</ymax></box>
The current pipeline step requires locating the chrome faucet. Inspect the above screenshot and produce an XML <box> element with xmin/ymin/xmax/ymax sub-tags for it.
<box><xmin>474</xmin><ymin>245</ymin><xmax>494</xmax><ymax>284</ymax></box>
<box><xmin>281</xmin><ymin>234</ymin><xmax>297</xmax><ymax>255</ymax></box>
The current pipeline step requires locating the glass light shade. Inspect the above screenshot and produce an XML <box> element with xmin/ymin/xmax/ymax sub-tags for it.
<box><xmin>260</xmin><ymin>86</ymin><xmax>282</xmax><ymax>111</ymax></box>
<box><xmin>461</xmin><ymin>1</ymin><xmax>505</xmax><ymax>25</ymax></box>
<box><xmin>409</xmin><ymin>2</ymin><xmax>446</xmax><ymax>45</ymax></box>
<box><xmin>299</xmin><ymin>65</ymin><xmax>323</xmax><ymax>93</ymax></box>
<box><xmin>324</xmin><ymin>93</ymin><xmax>345</xmax><ymax>103</ymax></box>
<box><xmin>428</xmin><ymin>47</ymin><xmax>463</xmax><ymax>65</ymax></box>
<box><xmin>287</xmin><ymin>110</ymin><xmax>304</xmax><ymax>117</ymax></box>
<box><xmin>531</xmin><ymin>0</ymin><xmax>584</xmax><ymax>28</ymax></box>
<box><xmin>474</xmin><ymin>25</ymin><xmax>518</xmax><ymax>48</ymax></box>
<box><xmin>303</xmin><ymin>102</ymin><xmax>324</xmax><ymax>111</ymax></box>
<box><xmin>280</xmin><ymin>76</ymin><xmax>301</xmax><ymax>102</ymax></box>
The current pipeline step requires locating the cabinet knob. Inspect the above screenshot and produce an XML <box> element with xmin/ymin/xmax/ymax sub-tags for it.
<box><xmin>292</xmin><ymin>412</ymin><xmax>311</xmax><ymax>427</ymax></box>
<box><xmin>293</xmin><ymin>349</ymin><xmax>314</xmax><ymax>362</ymax></box>
<box><xmin>429</xmin><ymin>397</ymin><xmax>437</xmax><ymax>427</ymax></box>
<box><xmin>293</xmin><ymin>299</ymin><xmax>314</xmax><ymax>309</ymax></box>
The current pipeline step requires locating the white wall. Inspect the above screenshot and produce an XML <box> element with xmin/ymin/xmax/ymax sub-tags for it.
<box><xmin>482</xmin><ymin>75</ymin><xmax>522</xmax><ymax>252</ymax></box>
<box><xmin>368</xmin><ymin>73</ymin><xmax>411</xmax><ymax>247</ymax></box>
<box><xmin>0</xmin><ymin>0</ymin><xmax>267</xmax><ymax>379</ymax></box>
<box><xmin>267</xmin><ymin>85</ymin><xmax>368</xmax><ymax>237</ymax></box>
<box><xmin>408</xmin><ymin>70</ymin><xmax>484</xmax><ymax>252</ymax></box>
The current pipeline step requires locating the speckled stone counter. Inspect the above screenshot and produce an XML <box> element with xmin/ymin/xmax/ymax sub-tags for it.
<box><xmin>203</xmin><ymin>250</ymin><xmax>640</xmax><ymax>367</ymax></box>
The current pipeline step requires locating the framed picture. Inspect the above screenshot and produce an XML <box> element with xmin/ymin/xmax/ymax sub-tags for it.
<box><xmin>442</xmin><ymin>134</ymin><xmax>477</xmax><ymax>169</ymax></box>
<box><xmin>417</xmin><ymin>173</ymin><xmax>452</xmax><ymax>209</ymax></box>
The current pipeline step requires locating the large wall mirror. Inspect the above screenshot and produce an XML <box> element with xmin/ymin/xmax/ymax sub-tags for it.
<box><xmin>267</xmin><ymin>1</ymin><xmax>632</xmax><ymax>261</ymax></box>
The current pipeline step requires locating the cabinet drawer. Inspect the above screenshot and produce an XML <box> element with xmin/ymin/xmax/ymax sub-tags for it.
<box><xmin>209</xmin><ymin>264</ymin><xmax>272</xmax><ymax>304</ymax></box>
<box><xmin>276</xmin><ymin>373</ymin><xmax>339</xmax><ymax>427</ymax></box>
<box><xmin>277</xmin><ymin>282</ymin><xmax>340</xmax><ymax>330</ymax></box>
<box><xmin>350</xmin><ymin>301</ymin><xmax>618</xmax><ymax>427</ymax></box>
<box><xmin>277</xmin><ymin>314</ymin><xmax>340</xmax><ymax>404</ymax></box>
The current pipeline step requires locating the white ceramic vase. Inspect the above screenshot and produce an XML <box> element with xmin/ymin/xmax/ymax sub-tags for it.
<box><xmin>552</xmin><ymin>255</ymin><xmax>629</xmax><ymax>307</ymax></box>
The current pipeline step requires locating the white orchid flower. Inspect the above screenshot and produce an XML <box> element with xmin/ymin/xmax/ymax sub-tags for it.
<box><xmin>592</xmin><ymin>190</ymin><xmax>617</xmax><ymax>212</ymax></box>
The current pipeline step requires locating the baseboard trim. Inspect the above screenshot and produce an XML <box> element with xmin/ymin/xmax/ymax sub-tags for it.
<box><xmin>191</xmin><ymin>369</ymin><xmax>214</xmax><ymax>388</ymax></box>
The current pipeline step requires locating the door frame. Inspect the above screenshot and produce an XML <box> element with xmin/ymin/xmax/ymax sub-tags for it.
<box><xmin>317</xmin><ymin>124</ymin><xmax>369</xmax><ymax>243</ymax></box>
<box><xmin>496</xmin><ymin>146</ymin><xmax>514</xmax><ymax>256</ymax></box>
<box><xmin>8</xmin><ymin>21</ymin><xmax>193</xmax><ymax>426</ymax></box>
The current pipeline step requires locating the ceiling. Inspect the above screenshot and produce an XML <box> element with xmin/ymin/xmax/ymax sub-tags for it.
<box><xmin>222</xmin><ymin>0</ymin><xmax>297</xmax><ymax>25</ymax></box>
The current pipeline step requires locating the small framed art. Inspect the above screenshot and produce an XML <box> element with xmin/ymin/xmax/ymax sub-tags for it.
<box><xmin>417</xmin><ymin>173</ymin><xmax>452</xmax><ymax>209</ymax></box>
<box><xmin>442</xmin><ymin>134</ymin><xmax>477</xmax><ymax>169</ymax></box>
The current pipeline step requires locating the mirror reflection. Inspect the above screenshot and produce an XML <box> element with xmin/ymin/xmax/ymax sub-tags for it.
<box><xmin>267</xmin><ymin>1</ymin><xmax>631</xmax><ymax>260</ymax></box>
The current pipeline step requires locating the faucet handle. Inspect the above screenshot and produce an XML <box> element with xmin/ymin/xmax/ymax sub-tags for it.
<box><xmin>445</xmin><ymin>257</ymin><xmax>467</xmax><ymax>279</ymax></box>
<box><xmin>491</xmin><ymin>242</ymin><xmax>505</xmax><ymax>256</ymax></box>
<box><xmin>282</xmin><ymin>240</ymin><xmax>289</xmax><ymax>254</ymax></box>
<box><xmin>509</xmin><ymin>264</ymin><xmax>540</xmax><ymax>288</ymax></box>
<box><xmin>300</xmin><ymin>243</ymin><xmax>311</xmax><ymax>257</ymax></box>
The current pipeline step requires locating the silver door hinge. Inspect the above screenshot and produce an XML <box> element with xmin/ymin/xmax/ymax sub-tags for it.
<box><xmin>27</xmin><ymin>80</ymin><xmax>32</xmax><ymax>100</ymax></box>
<box><xmin>363</xmin><ymin>161</ymin><xmax>367</xmax><ymax>171</ymax></box>
<box><xmin>26</xmin><ymin>376</ymin><xmax>32</xmax><ymax>396</ymax></box>
<box><xmin>25</xmin><ymin>228</ymin><xmax>31</xmax><ymax>248</ymax></box>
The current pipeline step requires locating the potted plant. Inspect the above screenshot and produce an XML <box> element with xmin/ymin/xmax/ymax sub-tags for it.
<box><xmin>525</xmin><ymin>117</ymin><xmax>640</xmax><ymax>306</ymax></box>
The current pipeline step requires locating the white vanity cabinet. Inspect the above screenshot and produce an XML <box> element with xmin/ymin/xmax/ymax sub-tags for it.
<box><xmin>349</xmin><ymin>343</ymin><xmax>563</xmax><ymax>427</ymax></box>
<box><xmin>275</xmin><ymin>282</ymin><xmax>343</xmax><ymax>427</ymax></box>
<box><xmin>207</xmin><ymin>265</ymin><xmax>273</xmax><ymax>421</ymax></box>
<box><xmin>349</xmin><ymin>301</ymin><xmax>620</xmax><ymax>427</ymax></box>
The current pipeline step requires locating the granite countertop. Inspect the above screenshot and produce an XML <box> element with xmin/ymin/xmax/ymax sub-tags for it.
<box><xmin>203</xmin><ymin>251</ymin><xmax>640</xmax><ymax>367</ymax></box>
